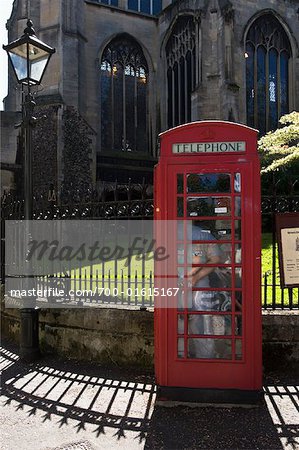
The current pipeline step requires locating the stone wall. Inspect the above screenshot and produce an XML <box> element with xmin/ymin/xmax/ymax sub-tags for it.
<box><xmin>262</xmin><ymin>311</ymin><xmax>299</xmax><ymax>371</ymax></box>
<box><xmin>13</xmin><ymin>104</ymin><xmax>95</xmax><ymax>199</ymax></box>
<box><xmin>1</xmin><ymin>305</ymin><xmax>298</xmax><ymax>370</ymax></box>
<box><xmin>32</xmin><ymin>105</ymin><xmax>59</xmax><ymax>196</ymax></box>
<box><xmin>61</xmin><ymin>107</ymin><xmax>94</xmax><ymax>199</ymax></box>
<box><xmin>1</xmin><ymin>306</ymin><xmax>154</xmax><ymax>368</ymax></box>
<box><xmin>0</xmin><ymin>111</ymin><xmax>21</xmax><ymax>194</ymax></box>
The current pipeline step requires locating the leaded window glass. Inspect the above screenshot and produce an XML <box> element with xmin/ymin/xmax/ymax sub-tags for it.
<box><xmin>166</xmin><ymin>16</ymin><xmax>196</xmax><ymax>129</ymax></box>
<box><xmin>100</xmin><ymin>35</ymin><xmax>149</xmax><ymax>153</ymax></box>
<box><xmin>245</xmin><ymin>14</ymin><xmax>291</xmax><ymax>134</ymax></box>
<box><xmin>100</xmin><ymin>0</ymin><xmax>118</xmax><ymax>5</ymax></box>
<box><xmin>128</xmin><ymin>0</ymin><xmax>162</xmax><ymax>15</ymax></box>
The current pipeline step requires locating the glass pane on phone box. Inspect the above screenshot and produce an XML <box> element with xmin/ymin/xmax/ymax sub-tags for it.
<box><xmin>187</xmin><ymin>197</ymin><xmax>231</xmax><ymax>217</ymax></box>
<box><xmin>216</xmin><ymin>339</ymin><xmax>232</xmax><ymax>359</ymax></box>
<box><xmin>218</xmin><ymin>315</ymin><xmax>232</xmax><ymax>335</ymax></box>
<box><xmin>235</xmin><ymin>268</ymin><xmax>242</xmax><ymax>288</ymax></box>
<box><xmin>191</xmin><ymin>290</ymin><xmax>231</xmax><ymax>311</ymax></box>
<box><xmin>177</xmin><ymin>174</ymin><xmax>183</xmax><ymax>193</ymax></box>
<box><xmin>187</xmin><ymin>244</ymin><xmax>210</xmax><ymax>264</ymax></box>
<box><xmin>187</xmin><ymin>243</ymin><xmax>221</xmax><ymax>264</ymax></box>
<box><xmin>177</xmin><ymin>220</ymin><xmax>184</xmax><ymax>240</ymax></box>
<box><xmin>187</xmin><ymin>290</ymin><xmax>193</xmax><ymax>309</ymax></box>
<box><xmin>187</xmin><ymin>221</ymin><xmax>218</xmax><ymax>241</ymax></box>
<box><xmin>235</xmin><ymin>196</ymin><xmax>241</xmax><ymax>216</ymax></box>
<box><xmin>187</xmin><ymin>266</ymin><xmax>211</xmax><ymax>289</ymax></box>
<box><xmin>188</xmin><ymin>314</ymin><xmax>231</xmax><ymax>335</ymax></box>
<box><xmin>235</xmin><ymin>291</ymin><xmax>242</xmax><ymax>311</ymax></box>
<box><xmin>235</xmin><ymin>244</ymin><xmax>241</xmax><ymax>263</ymax></box>
<box><xmin>235</xmin><ymin>316</ymin><xmax>242</xmax><ymax>335</ymax></box>
<box><xmin>187</xmin><ymin>173</ymin><xmax>231</xmax><ymax>193</ymax></box>
<box><xmin>214</xmin><ymin>223</ymin><xmax>232</xmax><ymax>240</ymax></box>
<box><xmin>235</xmin><ymin>339</ymin><xmax>242</xmax><ymax>359</ymax></box>
<box><xmin>209</xmin><ymin>267</ymin><xmax>232</xmax><ymax>288</ymax></box>
<box><xmin>219</xmin><ymin>243</ymin><xmax>232</xmax><ymax>264</ymax></box>
<box><xmin>178</xmin><ymin>291</ymin><xmax>193</xmax><ymax>310</ymax></box>
<box><xmin>178</xmin><ymin>338</ymin><xmax>184</xmax><ymax>358</ymax></box>
<box><xmin>178</xmin><ymin>314</ymin><xmax>185</xmax><ymax>334</ymax></box>
<box><xmin>217</xmin><ymin>291</ymin><xmax>232</xmax><ymax>311</ymax></box>
<box><xmin>192</xmin><ymin>290</ymin><xmax>213</xmax><ymax>310</ymax></box>
<box><xmin>177</xmin><ymin>245</ymin><xmax>184</xmax><ymax>264</ymax></box>
<box><xmin>177</xmin><ymin>289</ymin><xmax>184</xmax><ymax>310</ymax></box>
<box><xmin>177</xmin><ymin>198</ymin><xmax>184</xmax><ymax>217</ymax></box>
<box><xmin>177</xmin><ymin>267</ymin><xmax>184</xmax><ymax>286</ymax></box>
<box><xmin>187</xmin><ymin>243</ymin><xmax>231</xmax><ymax>264</ymax></box>
<box><xmin>188</xmin><ymin>338</ymin><xmax>232</xmax><ymax>359</ymax></box>
<box><xmin>189</xmin><ymin>220</ymin><xmax>232</xmax><ymax>241</ymax></box>
<box><xmin>234</xmin><ymin>173</ymin><xmax>241</xmax><ymax>192</ymax></box>
<box><xmin>235</xmin><ymin>220</ymin><xmax>241</xmax><ymax>239</ymax></box>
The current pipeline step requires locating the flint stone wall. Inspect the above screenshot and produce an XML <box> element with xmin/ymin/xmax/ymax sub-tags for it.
<box><xmin>1</xmin><ymin>306</ymin><xmax>298</xmax><ymax>370</ymax></box>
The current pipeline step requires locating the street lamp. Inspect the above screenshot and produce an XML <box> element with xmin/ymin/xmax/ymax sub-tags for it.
<box><xmin>3</xmin><ymin>20</ymin><xmax>55</xmax><ymax>362</ymax></box>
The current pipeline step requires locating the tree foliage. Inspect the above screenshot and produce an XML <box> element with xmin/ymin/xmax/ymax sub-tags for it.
<box><xmin>258</xmin><ymin>111</ymin><xmax>299</xmax><ymax>173</ymax></box>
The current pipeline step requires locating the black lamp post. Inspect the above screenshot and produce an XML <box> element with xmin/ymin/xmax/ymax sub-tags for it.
<box><xmin>3</xmin><ymin>20</ymin><xmax>55</xmax><ymax>362</ymax></box>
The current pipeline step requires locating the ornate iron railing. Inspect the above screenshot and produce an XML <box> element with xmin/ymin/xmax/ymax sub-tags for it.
<box><xmin>1</xmin><ymin>190</ymin><xmax>298</xmax><ymax>309</ymax></box>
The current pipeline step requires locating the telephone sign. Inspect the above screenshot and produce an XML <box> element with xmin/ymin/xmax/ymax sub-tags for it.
<box><xmin>172</xmin><ymin>141</ymin><xmax>246</xmax><ymax>153</ymax></box>
<box><xmin>154</xmin><ymin>121</ymin><xmax>262</xmax><ymax>403</ymax></box>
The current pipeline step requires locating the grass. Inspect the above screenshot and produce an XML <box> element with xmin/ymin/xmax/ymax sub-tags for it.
<box><xmin>48</xmin><ymin>234</ymin><xmax>297</xmax><ymax>307</ymax></box>
<box><xmin>261</xmin><ymin>233</ymin><xmax>277</xmax><ymax>274</ymax></box>
<box><xmin>50</xmin><ymin>254</ymin><xmax>155</xmax><ymax>304</ymax></box>
<box><xmin>261</xmin><ymin>233</ymin><xmax>298</xmax><ymax>307</ymax></box>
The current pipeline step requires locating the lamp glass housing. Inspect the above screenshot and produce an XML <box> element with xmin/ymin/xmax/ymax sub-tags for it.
<box><xmin>4</xmin><ymin>32</ymin><xmax>55</xmax><ymax>86</ymax></box>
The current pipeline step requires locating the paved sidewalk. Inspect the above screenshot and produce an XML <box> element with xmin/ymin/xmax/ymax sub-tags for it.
<box><xmin>1</xmin><ymin>339</ymin><xmax>298</xmax><ymax>450</ymax></box>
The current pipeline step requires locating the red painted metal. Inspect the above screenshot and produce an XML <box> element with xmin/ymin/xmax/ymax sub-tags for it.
<box><xmin>154</xmin><ymin>121</ymin><xmax>262</xmax><ymax>392</ymax></box>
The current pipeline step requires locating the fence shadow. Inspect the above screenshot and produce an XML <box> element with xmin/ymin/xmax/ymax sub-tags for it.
<box><xmin>263</xmin><ymin>372</ymin><xmax>299</xmax><ymax>450</ymax></box>
<box><xmin>144</xmin><ymin>374</ymin><xmax>298</xmax><ymax>450</ymax></box>
<box><xmin>0</xmin><ymin>339</ymin><xmax>156</xmax><ymax>445</ymax></box>
<box><xmin>1</xmin><ymin>340</ymin><xmax>298</xmax><ymax>450</ymax></box>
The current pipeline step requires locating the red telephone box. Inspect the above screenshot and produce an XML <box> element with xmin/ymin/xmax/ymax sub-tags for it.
<box><xmin>154</xmin><ymin>121</ymin><xmax>262</xmax><ymax>403</ymax></box>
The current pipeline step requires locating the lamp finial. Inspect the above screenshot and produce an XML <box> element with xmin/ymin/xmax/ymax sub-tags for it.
<box><xmin>24</xmin><ymin>19</ymin><xmax>36</xmax><ymax>36</ymax></box>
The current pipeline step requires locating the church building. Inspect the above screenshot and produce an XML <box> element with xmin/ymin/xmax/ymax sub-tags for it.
<box><xmin>2</xmin><ymin>0</ymin><xmax>299</xmax><ymax>196</ymax></box>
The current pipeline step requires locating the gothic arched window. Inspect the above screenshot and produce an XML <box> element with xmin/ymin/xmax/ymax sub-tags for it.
<box><xmin>100</xmin><ymin>35</ymin><xmax>148</xmax><ymax>153</ymax></box>
<box><xmin>245</xmin><ymin>14</ymin><xmax>291</xmax><ymax>134</ymax></box>
<box><xmin>166</xmin><ymin>16</ymin><xmax>196</xmax><ymax>129</ymax></box>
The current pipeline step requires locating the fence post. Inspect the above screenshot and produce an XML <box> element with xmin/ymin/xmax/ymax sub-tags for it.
<box><xmin>1</xmin><ymin>217</ymin><xmax>5</xmax><ymax>285</ymax></box>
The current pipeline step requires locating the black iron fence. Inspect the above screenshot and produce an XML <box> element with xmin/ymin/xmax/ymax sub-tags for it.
<box><xmin>261</xmin><ymin>195</ymin><xmax>299</xmax><ymax>309</ymax></box>
<box><xmin>1</xmin><ymin>188</ymin><xmax>298</xmax><ymax>310</ymax></box>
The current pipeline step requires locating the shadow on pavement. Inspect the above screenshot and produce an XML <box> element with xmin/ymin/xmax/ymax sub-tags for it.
<box><xmin>1</xmin><ymin>339</ymin><xmax>155</xmax><ymax>446</ymax></box>
<box><xmin>1</xmin><ymin>339</ymin><xmax>298</xmax><ymax>449</ymax></box>
<box><xmin>144</xmin><ymin>372</ymin><xmax>299</xmax><ymax>449</ymax></box>
<box><xmin>145</xmin><ymin>402</ymin><xmax>288</xmax><ymax>449</ymax></box>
